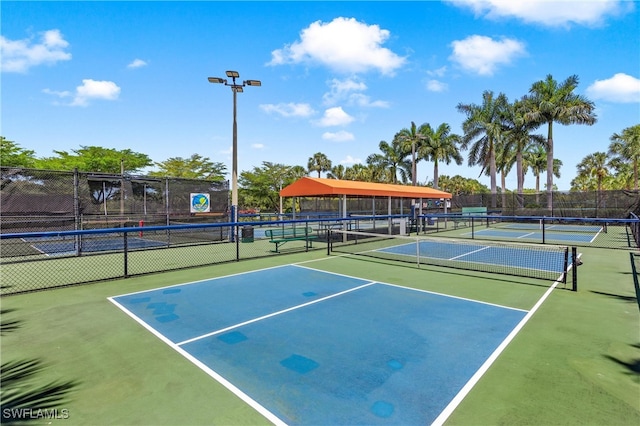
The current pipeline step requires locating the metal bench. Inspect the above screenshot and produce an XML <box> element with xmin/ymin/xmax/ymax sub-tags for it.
<box><xmin>265</xmin><ymin>227</ymin><xmax>318</xmax><ymax>253</ymax></box>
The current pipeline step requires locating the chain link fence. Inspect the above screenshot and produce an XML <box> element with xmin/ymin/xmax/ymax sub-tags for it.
<box><xmin>3</xmin><ymin>166</ymin><xmax>639</xmax><ymax>295</ymax></box>
<box><xmin>451</xmin><ymin>190</ymin><xmax>640</xmax><ymax>218</ymax></box>
<box><xmin>2</xmin><ymin>212</ymin><xmax>637</xmax><ymax>295</ymax></box>
<box><xmin>418</xmin><ymin>214</ymin><xmax>639</xmax><ymax>251</ymax></box>
<box><xmin>0</xmin><ymin>218</ymin><xmax>346</xmax><ymax>295</ymax></box>
<box><xmin>295</xmin><ymin>190</ymin><xmax>640</xmax><ymax>219</ymax></box>
<box><xmin>1</xmin><ymin>167</ymin><xmax>229</xmax><ymax>234</ymax></box>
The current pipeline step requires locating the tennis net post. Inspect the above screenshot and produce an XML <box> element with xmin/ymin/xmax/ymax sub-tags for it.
<box><xmin>572</xmin><ymin>246</ymin><xmax>578</xmax><ymax>291</ymax></box>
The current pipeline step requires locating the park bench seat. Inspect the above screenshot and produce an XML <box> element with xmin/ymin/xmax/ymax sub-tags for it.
<box><xmin>265</xmin><ymin>227</ymin><xmax>318</xmax><ymax>253</ymax></box>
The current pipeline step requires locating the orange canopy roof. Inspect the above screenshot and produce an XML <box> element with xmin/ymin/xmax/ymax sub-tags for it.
<box><xmin>280</xmin><ymin>177</ymin><xmax>452</xmax><ymax>199</ymax></box>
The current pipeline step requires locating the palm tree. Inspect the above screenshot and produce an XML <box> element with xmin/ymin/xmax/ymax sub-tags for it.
<box><xmin>437</xmin><ymin>175</ymin><xmax>453</xmax><ymax>193</ymax></box>
<box><xmin>608</xmin><ymin>157</ymin><xmax>634</xmax><ymax>190</ymax></box>
<box><xmin>344</xmin><ymin>163</ymin><xmax>374</xmax><ymax>181</ymax></box>
<box><xmin>437</xmin><ymin>174</ymin><xmax>488</xmax><ymax>196</ymax></box>
<box><xmin>366</xmin><ymin>139</ymin><xmax>411</xmax><ymax>184</ymax></box>
<box><xmin>493</xmin><ymin>135</ymin><xmax>515</xmax><ymax>210</ymax></box>
<box><xmin>307</xmin><ymin>152</ymin><xmax>332</xmax><ymax>178</ymax></box>
<box><xmin>441</xmin><ymin>175</ymin><xmax>466</xmax><ymax>196</ymax></box>
<box><xmin>608</xmin><ymin>124</ymin><xmax>640</xmax><ymax>190</ymax></box>
<box><xmin>457</xmin><ymin>91</ymin><xmax>509</xmax><ymax>208</ymax></box>
<box><xmin>327</xmin><ymin>164</ymin><xmax>346</xmax><ymax>179</ymax></box>
<box><xmin>576</xmin><ymin>152</ymin><xmax>611</xmax><ymax>194</ymax></box>
<box><xmin>419</xmin><ymin>123</ymin><xmax>463</xmax><ymax>189</ymax></box>
<box><xmin>523</xmin><ymin>145</ymin><xmax>562</xmax><ymax>205</ymax></box>
<box><xmin>0</xmin><ymin>308</ymin><xmax>77</xmax><ymax>423</ymax></box>
<box><xmin>396</xmin><ymin>121</ymin><xmax>427</xmax><ymax>185</ymax></box>
<box><xmin>570</xmin><ymin>173</ymin><xmax>594</xmax><ymax>192</ymax></box>
<box><xmin>576</xmin><ymin>152</ymin><xmax>612</xmax><ymax>214</ymax></box>
<box><xmin>522</xmin><ymin>74</ymin><xmax>597</xmax><ymax>210</ymax></box>
<box><xmin>503</xmin><ymin>100</ymin><xmax>546</xmax><ymax>208</ymax></box>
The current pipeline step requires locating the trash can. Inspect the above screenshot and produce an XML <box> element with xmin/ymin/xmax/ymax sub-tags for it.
<box><xmin>399</xmin><ymin>218</ymin><xmax>407</xmax><ymax>235</ymax></box>
<box><xmin>241</xmin><ymin>225</ymin><xmax>254</xmax><ymax>243</ymax></box>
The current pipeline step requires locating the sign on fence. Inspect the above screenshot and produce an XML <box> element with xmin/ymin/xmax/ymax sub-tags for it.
<box><xmin>190</xmin><ymin>193</ymin><xmax>210</xmax><ymax>213</ymax></box>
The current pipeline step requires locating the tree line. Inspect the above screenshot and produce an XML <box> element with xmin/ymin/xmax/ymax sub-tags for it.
<box><xmin>2</xmin><ymin>74</ymin><xmax>638</xmax><ymax>213</ymax></box>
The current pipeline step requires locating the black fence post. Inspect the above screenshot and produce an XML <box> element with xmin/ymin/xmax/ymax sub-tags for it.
<box><xmin>572</xmin><ymin>246</ymin><xmax>578</xmax><ymax>291</ymax></box>
<box><xmin>123</xmin><ymin>231</ymin><xmax>129</xmax><ymax>278</ymax></box>
<box><xmin>471</xmin><ymin>217</ymin><xmax>475</xmax><ymax>239</ymax></box>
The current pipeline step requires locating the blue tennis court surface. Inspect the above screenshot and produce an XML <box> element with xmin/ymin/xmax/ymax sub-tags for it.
<box><xmin>110</xmin><ymin>265</ymin><xmax>528</xmax><ymax>425</ymax></box>
<box><xmin>30</xmin><ymin>237</ymin><xmax>166</xmax><ymax>255</ymax></box>
<box><xmin>471</xmin><ymin>228</ymin><xmax>598</xmax><ymax>243</ymax></box>
<box><xmin>496</xmin><ymin>223</ymin><xmax>603</xmax><ymax>233</ymax></box>
<box><xmin>379</xmin><ymin>240</ymin><xmax>568</xmax><ymax>274</ymax></box>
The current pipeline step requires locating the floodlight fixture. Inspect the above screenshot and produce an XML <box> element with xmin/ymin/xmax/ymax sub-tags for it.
<box><xmin>207</xmin><ymin>69</ymin><xmax>261</xmax><ymax>239</ymax></box>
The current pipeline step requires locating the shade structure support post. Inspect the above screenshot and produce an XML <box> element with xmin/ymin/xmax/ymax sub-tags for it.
<box><xmin>341</xmin><ymin>195</ymin><xmax>347</xmax><ymax>242</ymax></box>
<box><xmin>388</xmin><ymin>196</ymin><xmax>392</xmax><ymax>234</ymax></box>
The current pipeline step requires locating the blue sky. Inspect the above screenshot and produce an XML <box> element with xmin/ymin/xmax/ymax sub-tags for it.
<box><xmin>2</xmin><ymin>0</ymin><xmax>639</xmax><ymax>190</ymax></box>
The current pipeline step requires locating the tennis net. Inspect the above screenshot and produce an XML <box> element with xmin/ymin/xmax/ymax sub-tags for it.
<box><xmin>487</xmin><ymin>216</ymin><xmax>606</xmax><ymax>234</ymax></box>
<box><xmin>329</xmin><ymin>228</ymin><xmax>573</xmax><ymax>283</ymax></box>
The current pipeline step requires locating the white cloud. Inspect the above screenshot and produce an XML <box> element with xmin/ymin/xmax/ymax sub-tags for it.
<box><xmin>323</xmin><ymin>77</ymin><xmax>367</xmax><ymax>105</ymax></box>
<box><xmin>44</xmin><ymin>79</ymin><xmax>121</xmax><ymax>106</ymax></box>
<box><xmin>348</xmin><ymin>93</ymin><xmax>390</xmax><ymax>108</ymax></box>
<box><xmin>426</xmin><ymin>80</ymin><xmax>448</xmax><ymax>92</ymax></box>
<box><xmin>1</xmin><ymin>29</ymin><xmax>71</xmax><ymax>73</ymax></box>
<box><xmin>447</xmin><ymin>0</ymin><xmax>631</xmax><ymax>27</ymax></box>
<box><xmin>427</xmin><ymin>66</ymin><xmax>447</xmax><ymax>78</ymax></box>
<box><xmin>322</xmin><ymin>131</ymin><xmax>355</xmax><ymax>142</ymax></box>
<box><xmin>322</xmin><ymin>77</ymin><xmax>390</xmax><ymax>108</ymax></box>
<box><xmin>268</xmin><ymin>17</ymin><xmax>406</xmax><ymax>75</ymax></box>
<box><xmin>43</xmin><ymin>79</ymin><xmax>120</xmax><ymax>107</ymax></box>
<box><xmin>71</xmin><ymin>79</ymin><xmax>120</xmax><ymax>106</ymax></box>
<box><xmin>449</xmin><ymin>35</ymin><xmax>526</xmax><ymax>76</ymax></box>
<box><xmin>127</xmin><ymin>58</ymin><xmax>148</xmax><ymax>69</ymax></box>
<box><xmin>315</xmin><ymin>107</ymin><xmax>355</xmax><ymax>127</ymax></box>
<box><xmin>586</xmin><ymin>73</ymin><xmax>640</xmax><ymax>103</ymax></box>
<box><xmin>42</xmin><ymin>88</ymin><xmax>72</xmax><ymax>98</ymax></box>
<box><xmin>340</xmin><ymin>155</ymin><xmax>362</xmax><ymax>165</ymax></box>
<box><xmin>251</xmin><ymin>143</ymin><xmax>265</xmax><ymax>149</ymax></box>
<box><xmin>259</xmin><ymin>102</ymin><xmax>315</xmax><ymax>117</ymax></box>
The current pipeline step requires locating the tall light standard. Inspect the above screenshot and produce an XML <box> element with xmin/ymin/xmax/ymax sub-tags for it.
<box><xmin>208</xmin><ymin>71</ymin><xmax>261</xmax><ymax>227</ymax></box>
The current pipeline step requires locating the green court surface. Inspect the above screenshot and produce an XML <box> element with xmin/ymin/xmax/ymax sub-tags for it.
<box><xmin>1</xmin><ymin>245</ymin><xmax>638</xmax><ymax>425</ymax></box>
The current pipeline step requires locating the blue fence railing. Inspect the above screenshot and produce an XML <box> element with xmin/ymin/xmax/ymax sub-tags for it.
<box><xmin>1</xmin><ymin>213</ymin><xmax>636</xmax><ymax>295</ymax></box>
<box><xmin>0</xmin><ymin>215</ymin><xmax>409</xmax><ymax>295</ymax></box>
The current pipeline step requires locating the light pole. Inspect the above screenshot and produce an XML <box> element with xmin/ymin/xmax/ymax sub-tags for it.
<box><xmin>208</xmin><ymin>71</ymin><xmax>261</xmax><ymax>228</ymax></box>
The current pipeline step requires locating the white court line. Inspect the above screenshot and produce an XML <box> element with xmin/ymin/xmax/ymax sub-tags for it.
<box><xmin>517</xmin><ymin>231</ymin><xmax>536</xmax><ymax>239</ymax></box>
<box><xmin>327</xmin><ymin>243</ymin><xmax>566</xmax><ymax>276</ymax></box>
<box><xmin>430</xmin><ymin>267</ymin><xmax>570</xmax><ymax>426</ymax></box>
<box><xmin>112</xmin><ymin>263</ymin><xmax>297</xmax><ymax>298</ymax></box>
<box><xmin>108</xmin><ymin>269</ymin><xmax>378</xmax><ymax>425</ymax></box>
<box><xmin>107</xmin><ymin>296</ymin><xmax>287</xmax><ymax>426</ymax></box>
<box><xmin>176</xmin><ymin>281</ymin><xmax>376</xmax><ymax>346</ymax></box>
<box><xmin>292</xmin><ymin>263</ymin><xmax>529</xmax><ymax>313</ymax></box>
<box><xmin>448</xmin><ymin>245</ymin><xmax>490</xmax><ymax>260</ymax></box>
<box><xmin>378</xmin><ymin>281</ymin><xmax>528</xmax><ymax>313</ymax></box>
<box><xmin>110</xmin><ymin>254</ymin><xmax>576</xmax><ymax>425</ymax></box>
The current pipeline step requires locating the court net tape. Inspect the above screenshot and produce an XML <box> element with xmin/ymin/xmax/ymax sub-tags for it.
<box><xmin>329</xmin><ymin>229</ymin><xmax>572</xmax><ymax>283</ymax></box>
